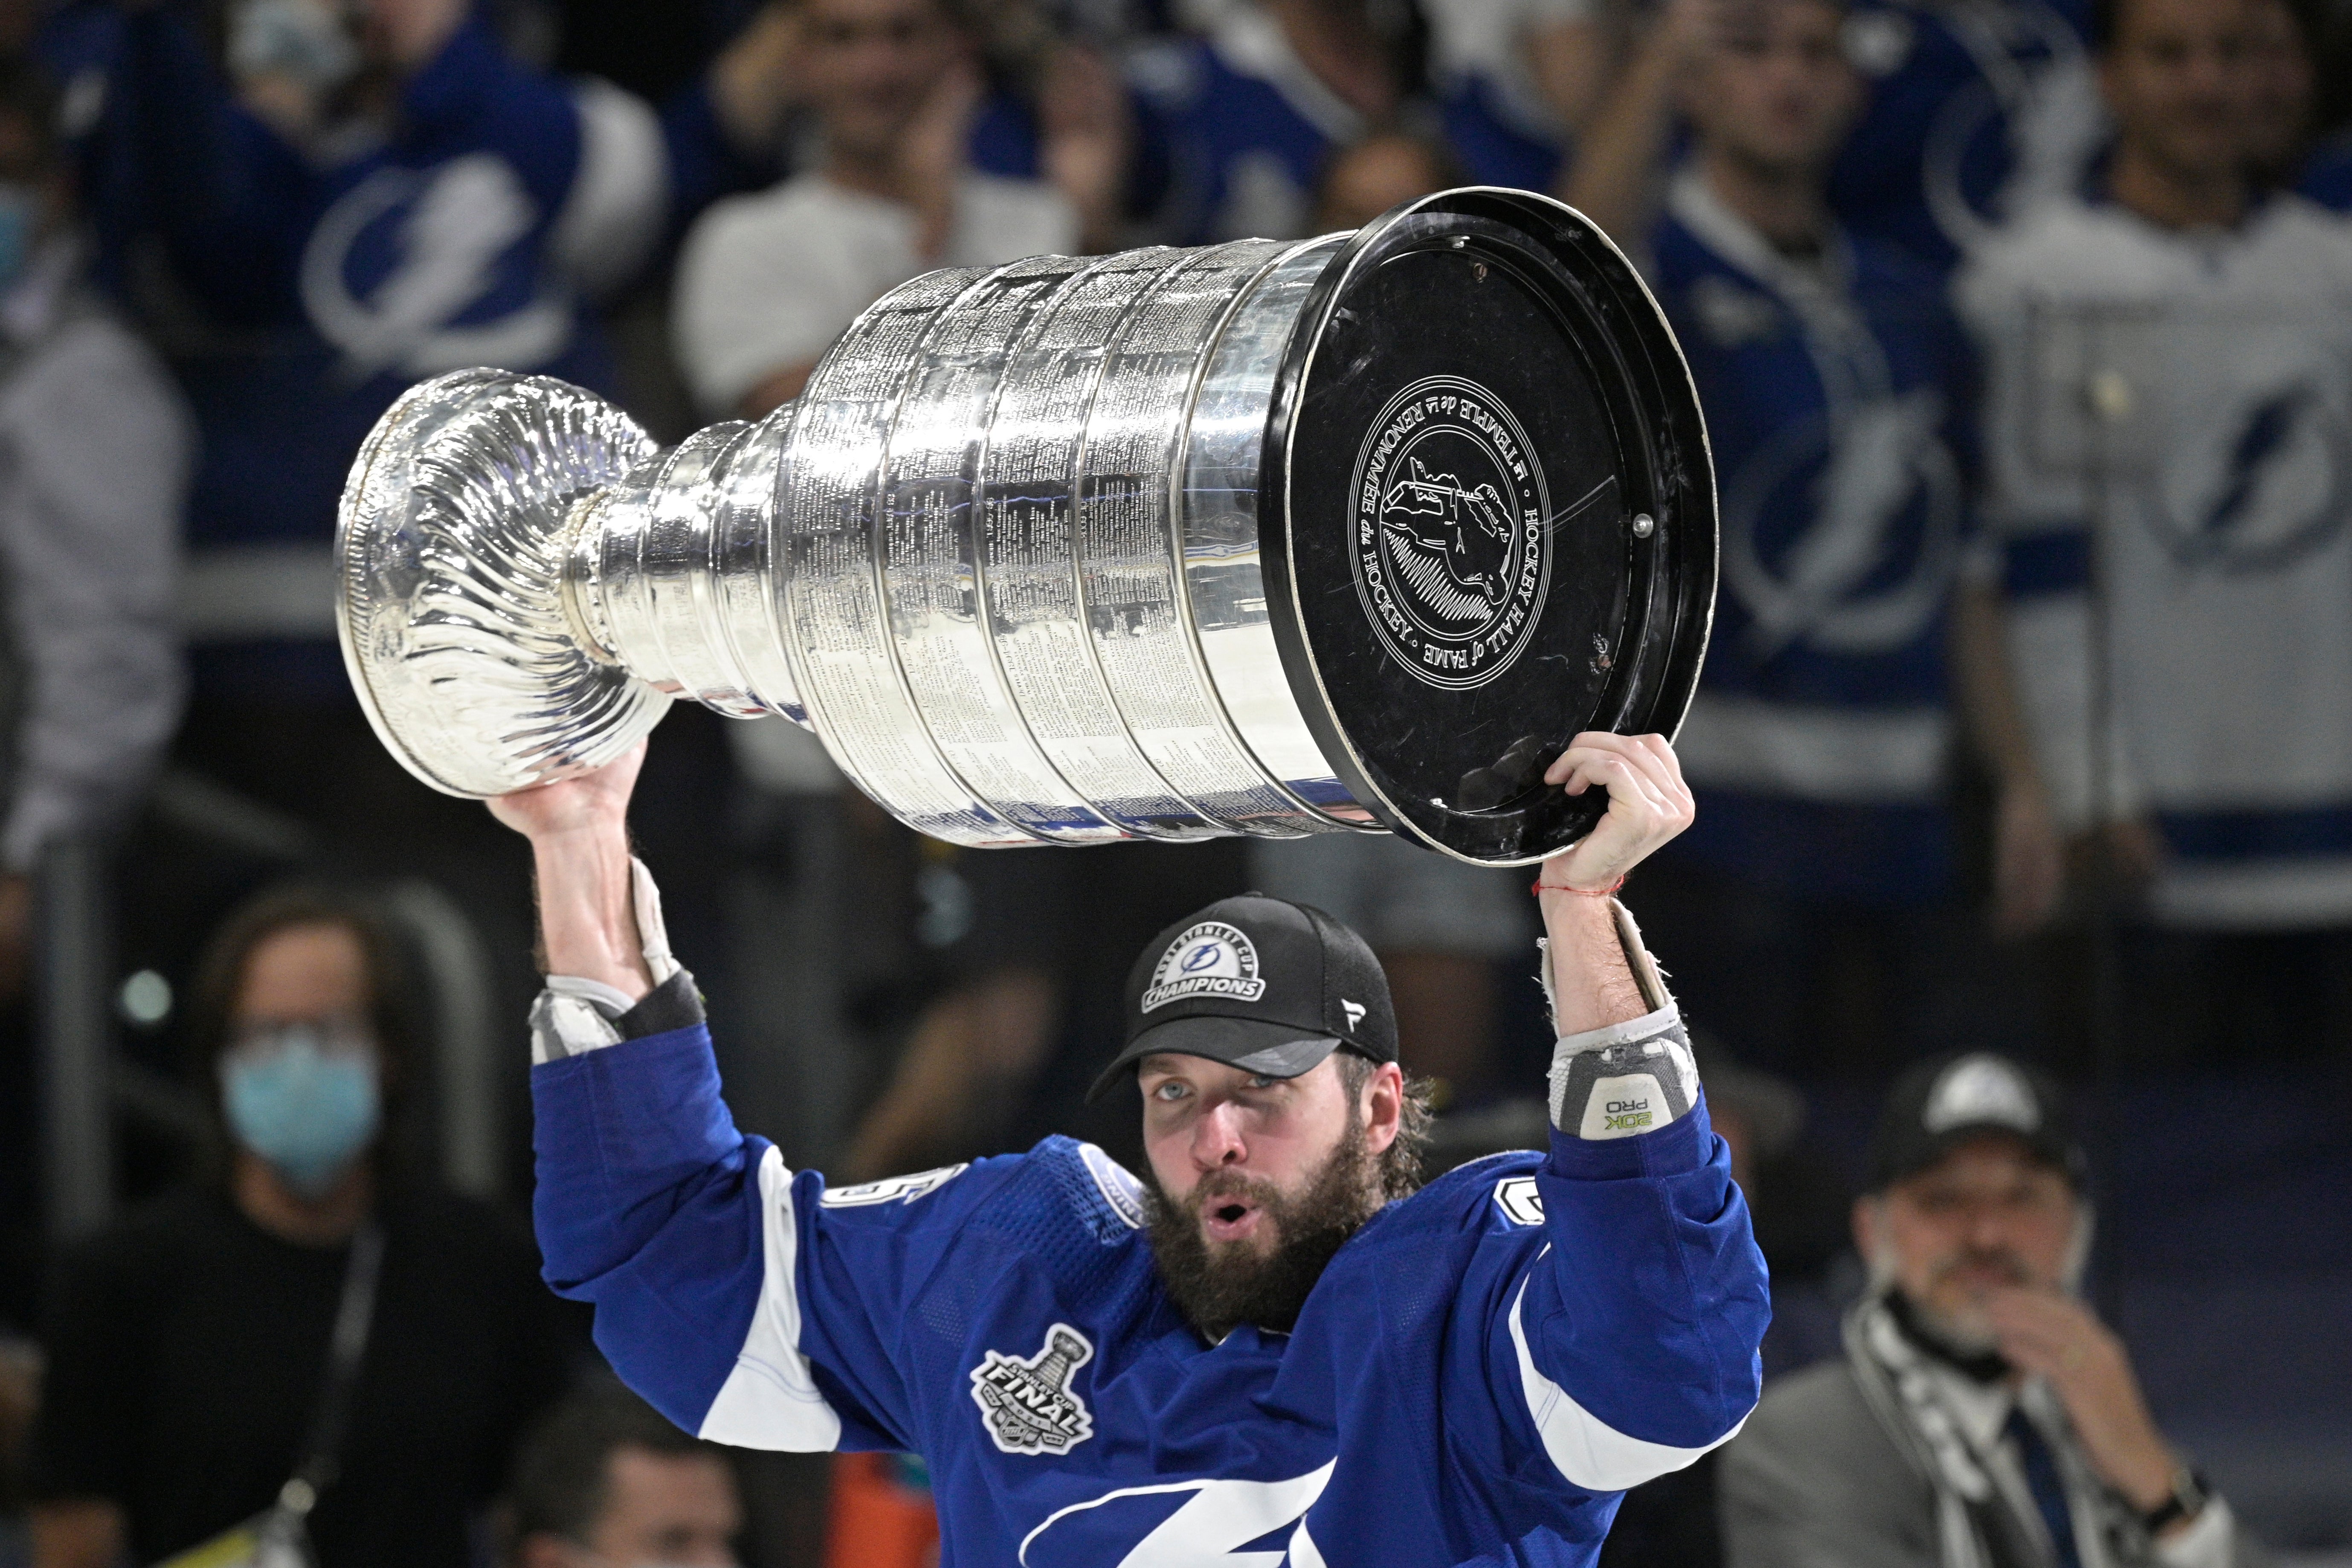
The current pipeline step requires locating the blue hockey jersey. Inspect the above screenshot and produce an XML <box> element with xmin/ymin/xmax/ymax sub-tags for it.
<box><xmin>1827</xmin><ymin>0</ymin><xmax>2100</xmax><ymax>273</ymax></box>
<box><xmin>533</xmin><ymin>1019</ymin><xmax>1767</xmax><ymax>1564</ymax></box>
<box><xmin>1647</xmin><ymin>171</ymin><xmax>1980</xmax><ymax>906</ymax></box>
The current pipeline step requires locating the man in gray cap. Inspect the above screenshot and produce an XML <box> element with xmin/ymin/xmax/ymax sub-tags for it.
<box><xmin>1720</xmin><ymin>1051</ymin><xmax>2259</xmax><ymax>1568</ymax></box>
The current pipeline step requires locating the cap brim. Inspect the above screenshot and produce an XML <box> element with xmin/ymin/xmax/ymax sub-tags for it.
<box><xmin>1085</xmin><ymin>1015</ymin><xmax>1345</xmax><ymax>1103</ymax></box>
<box><xmin>1874</xmin><ymin>1122</ymin><xmax>2083</xmax><ymax>1191</ymax></box>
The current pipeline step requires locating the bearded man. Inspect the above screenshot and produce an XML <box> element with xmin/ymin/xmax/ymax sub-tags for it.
<box><xmin>1720</xmin><ymin>1052</ymin><xmax>2257</xmax><ymax>1568</ymax></box>
<box><xmin>510</xmin><ymin>731</ymin><xmax>1766</xmax><ymax>1564</ymax></box>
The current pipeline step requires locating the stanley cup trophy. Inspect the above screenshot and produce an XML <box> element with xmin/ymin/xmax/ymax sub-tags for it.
<box><xmin>335</xmin><ymin>189</ymin><xmax>1716</xmax><ymax>864</ymax></box>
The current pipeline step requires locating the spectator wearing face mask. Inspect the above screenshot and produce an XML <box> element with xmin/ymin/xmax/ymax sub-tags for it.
<box><xmin>26</xmin><ymin>886</ymin><xmax>583</xmax><ymax>1568</ymax></box>
<box><xmin>502</xmin><ymin>1381</ymin><xmax>742</xmax><ymax>1568</ymax></box>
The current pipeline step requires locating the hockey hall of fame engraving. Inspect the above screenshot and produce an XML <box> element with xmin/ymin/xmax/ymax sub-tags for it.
<box><xmin>1349</xmin><ymin>374</ymin><xmax>1555</xmax><ymax>692</ymax></box>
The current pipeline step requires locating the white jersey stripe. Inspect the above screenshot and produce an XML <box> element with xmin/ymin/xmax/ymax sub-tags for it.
<box><xmin>1509</xmin><ymin>1261</ymin><xmax>1746</xmax><ymax>1491</ymax></box>
<box><xmin>698</xmin><ymin>1145</ymin><xmax>844</xmax><ymax>1450</ymax></box>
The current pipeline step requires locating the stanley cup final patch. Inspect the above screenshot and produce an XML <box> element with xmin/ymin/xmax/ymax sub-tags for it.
<box><xmin>970</xmin><ymin>1324</ymin><xmax>1096</xmax><ymax>1455</ymax></box>
<box><xmin>1139</xmin><ymin>922</ymin><xmax>1265</xmax><ymax>1012</ymax></box>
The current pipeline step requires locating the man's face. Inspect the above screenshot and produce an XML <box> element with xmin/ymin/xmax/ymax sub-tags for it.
<box><xmin>1855</xmin><ymin>1133</ymin><xmax>2081</xmax><ymax>1348</ymax></box>
<box><xmin>799</xmin><ymin>0</ymin><xmax>963</xmax><ymax>163</ymax></box>
<box><xmin>1684</xmin><ymin>0</ymin><xmax>1863</xmax><ymax>181</ymax></box>
<box><xmin>1137</xmin><ymin>1053</ymin><xmax>1399</xmax><ymax>1335</ymax></box>
<box><xmin>2100</xmin><ymin>0</ymin><xmax>2262</xmax><ymax>188</ymax></box>
<box><xmin>581</xmin><ymin>1446</ymin><xmax>741</xmax><ymax>1568</ymax></box>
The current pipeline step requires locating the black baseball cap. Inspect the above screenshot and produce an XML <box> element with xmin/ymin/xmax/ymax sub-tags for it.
<box><xmin>1085</xmin><ymin>893</ymin><xmax>1398</xmax><ymax>1103</ymax></box>
<box><xmin>1866</xmin><ymin>1052</ymin><xmax>2087</xmax><ymax>1193</ymax></box>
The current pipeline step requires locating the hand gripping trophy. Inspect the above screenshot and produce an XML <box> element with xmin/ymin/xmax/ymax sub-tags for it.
<box><xmin>335</xmin><ymin>189</ymin><xmax>1716</xmax><ymax>864</ymax></box>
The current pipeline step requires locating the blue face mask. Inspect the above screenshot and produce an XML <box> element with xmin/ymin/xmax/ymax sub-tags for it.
<box><xmin>0</xmin><ymin>185</ymin><xmax>38</xmax><ymax>293</ymax></box>
<box><xmin>220</xmin><ymin>1026</ymin><xmax>381</xmax><ymax>1195</ymax></box>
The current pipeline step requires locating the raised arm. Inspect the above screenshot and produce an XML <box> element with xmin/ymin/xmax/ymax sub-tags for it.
<box><xmin>1494</xmin><ymin>732</ymin><xmax>1767</xmax><ymax>1494</ymax></box>
<box><xmin>500</xmin><ymin>752</ymin><xmax>934</xmax><ymax>1451</ymax></box>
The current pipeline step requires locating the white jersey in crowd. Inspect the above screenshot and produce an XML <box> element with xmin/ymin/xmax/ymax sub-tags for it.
<box><xmin>0</xmin><ymin>238</ymin><xmax>188</xmax><ymax>870</ymax></box>
<box><xmin>673</xmin><ymin>171</ymin><xmax>1078</xmax><ymax>417</ymax></box>
<box><xmin>1956</xmin><ymin>191</ymin><xmax>2352</xmax><ymax>929</ymax></box>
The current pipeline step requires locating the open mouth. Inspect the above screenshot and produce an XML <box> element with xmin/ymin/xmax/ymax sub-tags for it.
<box><xmin>1202</xmin><ymin>1196</ymin><xmax>1263</xmax><ymax>1244</ymax></box>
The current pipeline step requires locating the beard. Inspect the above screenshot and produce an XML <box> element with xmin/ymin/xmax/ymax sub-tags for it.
<box><xmin>1144</xmin><ymin>1115</ymin><xmax>1388</xmax><ymax>1342</ymax></box>
<box><xmin>1869</xmin><ymin>1238</ymin><xmax>2033</xmax><ymax>1374</ymax></box>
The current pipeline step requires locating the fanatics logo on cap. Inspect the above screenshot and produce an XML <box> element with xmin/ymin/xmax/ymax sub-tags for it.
<box><xmin>1923</xmin><ymin>1054</ymin><xmax>2041</xmax><ymax>1136</ymax></box>
<box><xmin>970</xmin><ymin>1324</ymin><xmax>1095</xmax><ymax>1455</ymax></box>
<box><xmin>1140</xmin><ymin>922</ymin><xmax>1266</xmax><ymax>1012</ymax></box>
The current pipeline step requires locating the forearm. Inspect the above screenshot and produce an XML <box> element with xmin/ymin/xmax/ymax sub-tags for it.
<box><xmin>1528</xmin><ymin>17</ymin><xmax>1617</xmax><ymax>139</ymax></box>
<box><xmin>1537</xmin><ymin>887</ymin><xmax>1652</xmax><ymax>1033</ymax></box>
<box><xmin>531</xmin><ymin>822</ymin><xmax>655</xmax><ymax>998</ymax></box>
<box><xmin>1951</xmin><ymin>580</ymin><xmax>2042</xmax><ymax>793</ymax></box>
<box><xmin>1559</xmin><ymin>19</ymin><xmax>1681</xmax><ymax>241</ymax></box>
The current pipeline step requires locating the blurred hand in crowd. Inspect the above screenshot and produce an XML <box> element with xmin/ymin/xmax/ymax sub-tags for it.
<box><xmin>1990</xmin><ymin>783</ymin><xmax>2065</xmax><ymax>937</ymax></box>
<box><xmin>1561</xmin><ymin>0</ymin><xmax>1726</xmax><ymax>243</ymax></box>
<box><xmin>1311</xmin><ymin>131</ymin><xmax>1458</xmax><ymax>232</ymax></box>
<box><xmin>898</xmin><ymin>57</ymin><xmax>985</xmax><ymax>262</ymax></box>
<box><xmin>711</xmin><ymin>1</ymin><xmax>811</xmax><ymax>159</ymax></box>
<box><xmin>1981</xmin><ymin>1287</ymin><xmax>2183</xmax><ymax>1516</ymax></box>
<box><xmin>357</xmin><ymin>0</ymin><xmax>467</xmax><ymax>72</ymax></box>
<box><xmin>2066</xmin><ymin>816</ymin><xmax>2166</xmax><ymax>903</ymax></box>
<box><xmin>1038</xmin><ymin>42</ymin><xmax>1130</xmax><ymax>254</ymax></box>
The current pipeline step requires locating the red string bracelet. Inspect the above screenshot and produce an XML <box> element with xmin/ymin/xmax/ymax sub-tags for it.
<box><xmin>1530</xmin><ymin>875</ymin><xmax>1626</xmax><ymax>898</ymax></box>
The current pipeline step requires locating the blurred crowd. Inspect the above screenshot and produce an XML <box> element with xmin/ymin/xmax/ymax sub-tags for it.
<box><xmin>0</xmin><ymin>0</ymin><xmax>2344</xmax><ymax>1559</ymax></box>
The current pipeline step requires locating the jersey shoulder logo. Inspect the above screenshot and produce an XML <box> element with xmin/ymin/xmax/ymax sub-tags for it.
<box><xmin>1079</xmin><ymin>1143</ymin><xmax>1146</xmax><ymax>1230</ymax></box>
<box><xmin>972</xmin><ymin>1323</ymin><xmax>1096</xmax><ymax>1455</ymax></box>
<box><xmin>1493</xmin><ymin>1174</ymin><xmax>1545</xmax><ymax>1226</ymax></box>
<box><xmin>819</xmin><ymin>1163</ymin><xmax>968</xmax><ymax>1207</ymax></box>
<box><xmin>1140</xmin><ymin>921</ymin><xmax>1264</xmax><ymax>1012</ymax></box>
